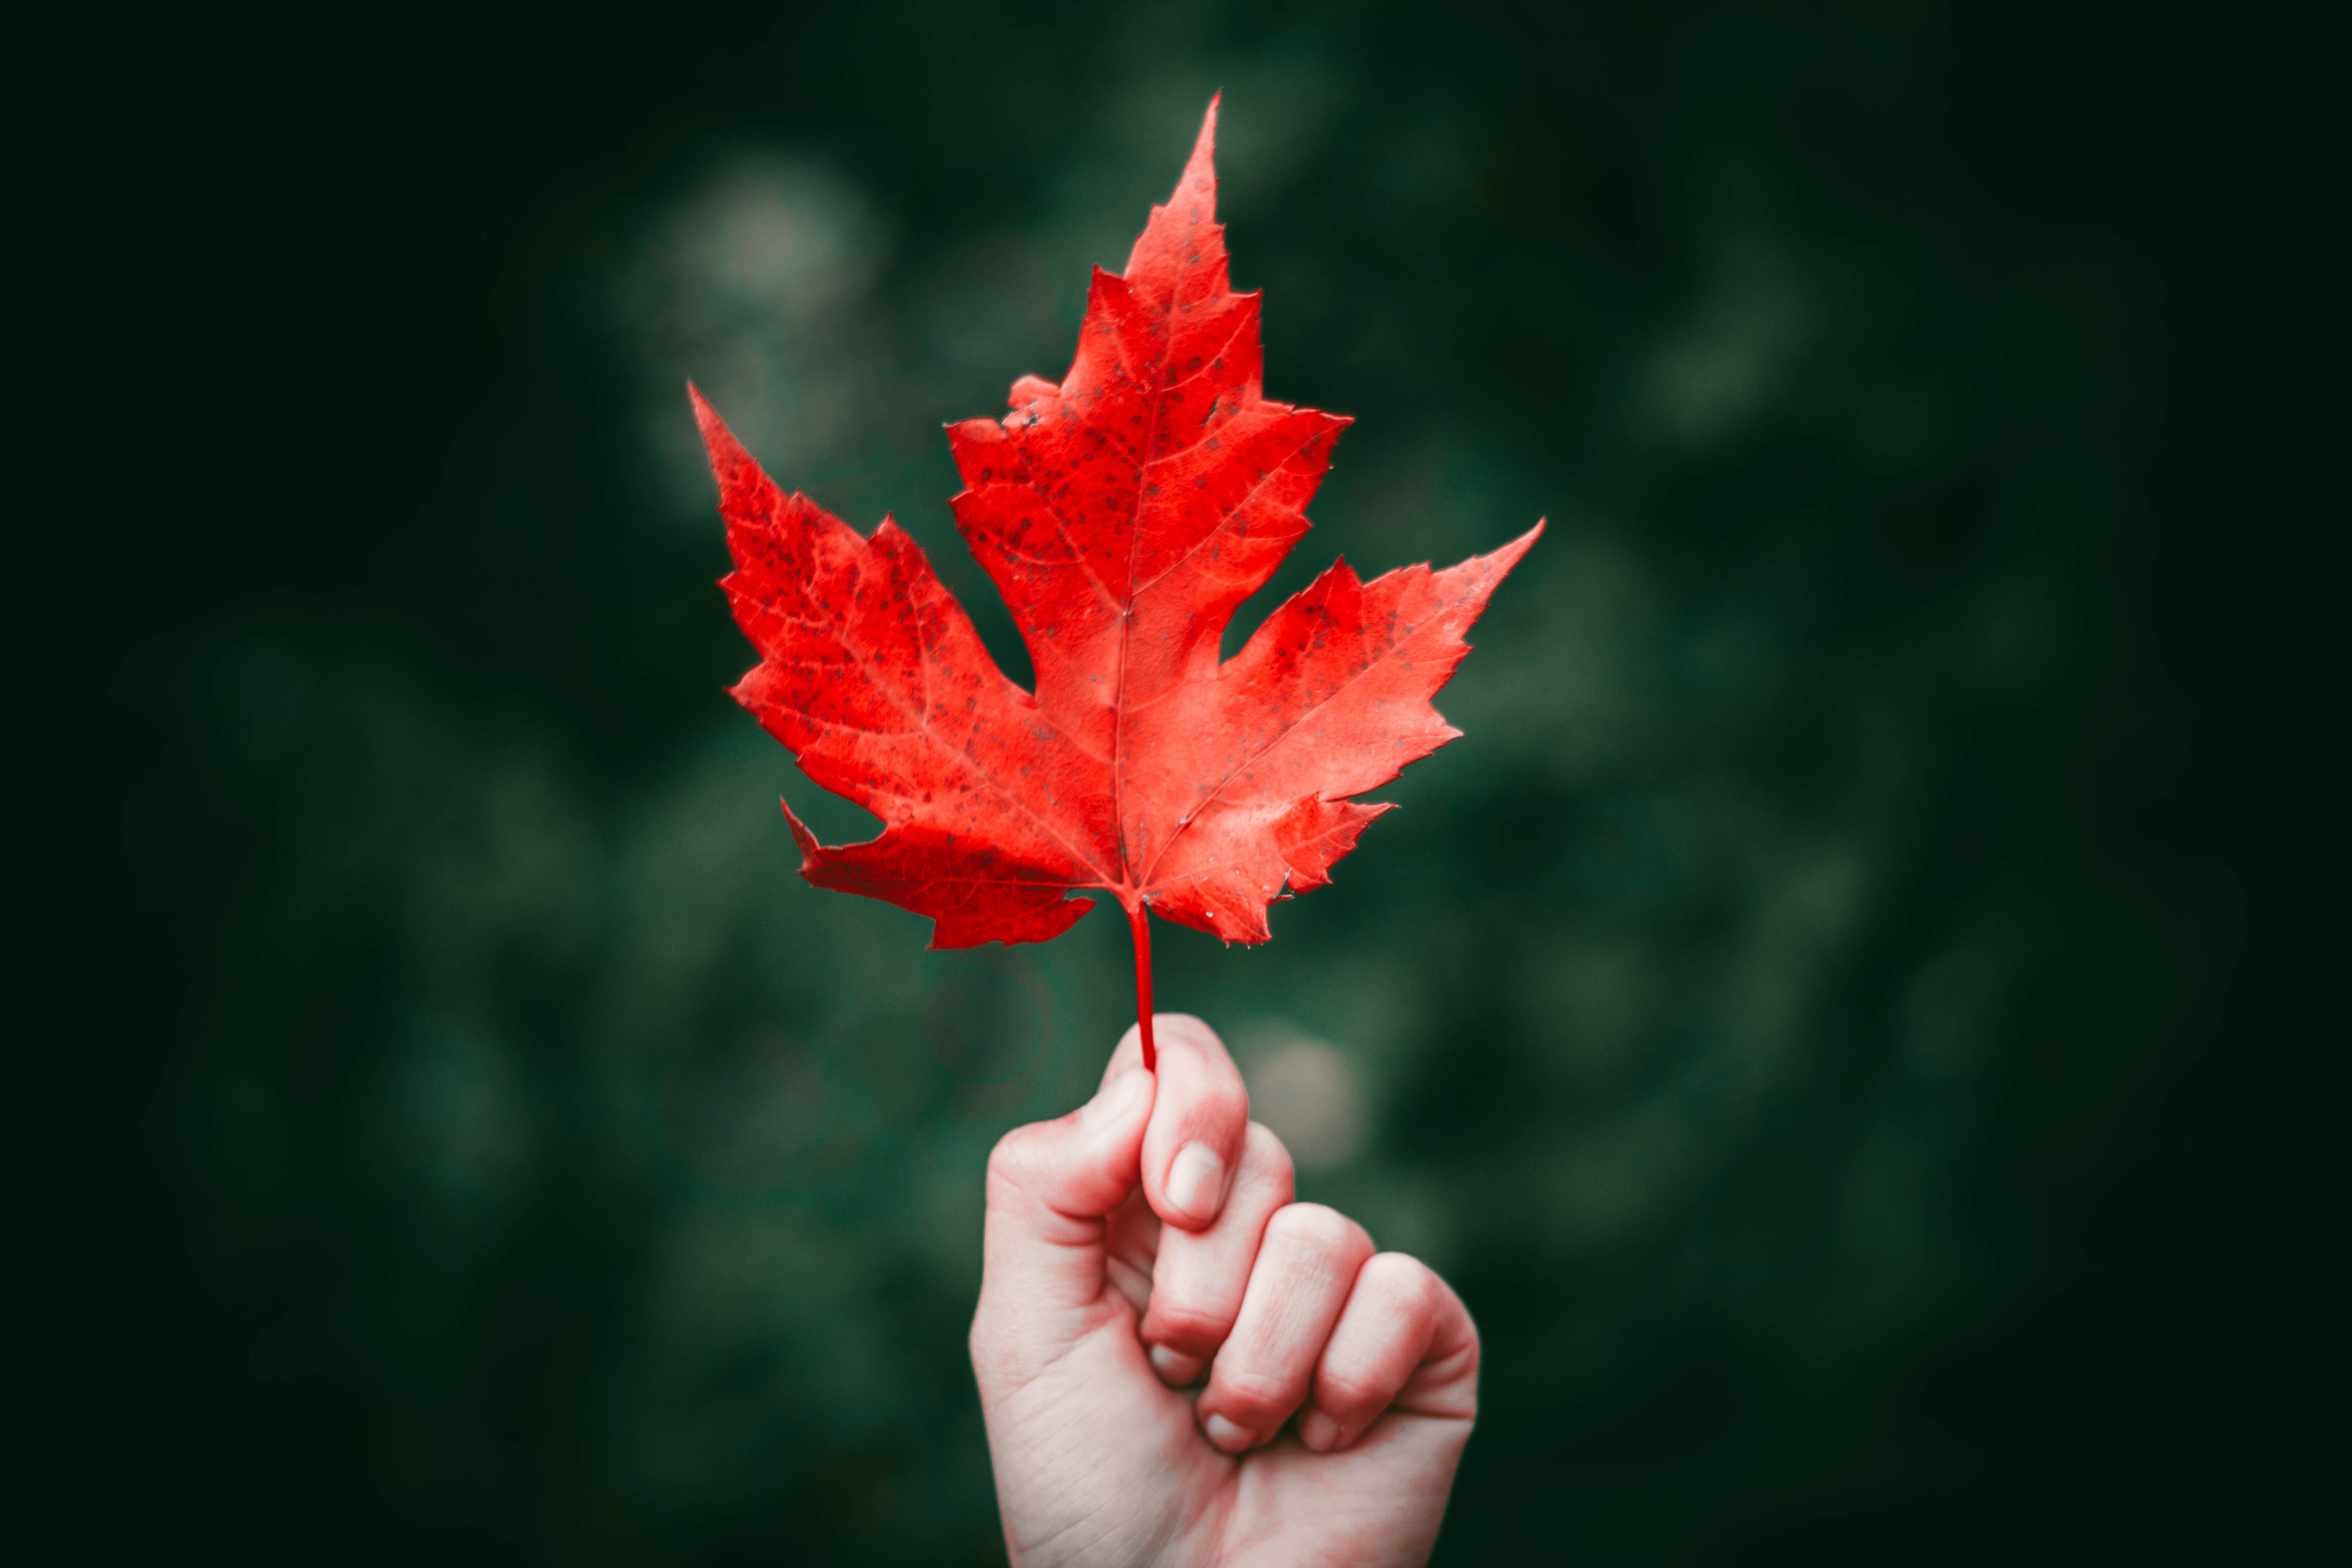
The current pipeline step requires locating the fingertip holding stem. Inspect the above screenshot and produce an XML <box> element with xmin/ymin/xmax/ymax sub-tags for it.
<box><xmin>1164</xmin><ymin>1142</ymin><xmax>1228</xmax><ymax>1224</ymax></box>
<box><xmin>1080</xmin><ymin>1065</ymin><xmax>1151</xmax><ymax>1131</ymax></box>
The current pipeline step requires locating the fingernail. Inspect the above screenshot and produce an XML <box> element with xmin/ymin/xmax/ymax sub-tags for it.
<box><xmin>1298</xmin><ymin>1411</ymin><xmax>1341</xmax><ymax>1451</ymax></box>
<box><xmin>1081</xmin><ymin>1069</ymin><xmax>1150</xmax><ymax>1130</ymax></box>
<box><xmin>1147</xmin><ymin>1344</ymin><xmax>1203</xmax><ymax>1384</ymax></box>
<box><xmin>1164</xmin><ymin>1142</ymin><xmax>1227</xmax><ymax>1221</ymax></box>
<box><xmin>1201</xmin><ymin>1413</ymin><xmax>1253</xmax><ymax>1453</ymax></box>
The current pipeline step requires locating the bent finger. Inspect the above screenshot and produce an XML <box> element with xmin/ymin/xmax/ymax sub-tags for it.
<box><xmin>1103</xmin><ymin>1013</ymin><xmax>1249</xmax><ymax>1231</ymax></box>
<box><xmin>1193</xmin><ymin>1202</ymin><xmax>1375</xmax><ymax>1451</ymax></box>
<box><xmin>1297</xmin><ymin>1252</ymin><xmax>1479</xmax><ymax>1453</ymax></box>
<box><xmin>1139</xmin><ymin>1121</ymin><xmax>1295</xmax><ymax>1384</ymax></box>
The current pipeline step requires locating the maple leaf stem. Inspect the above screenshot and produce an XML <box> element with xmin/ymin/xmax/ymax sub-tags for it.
<box><xmin>1127</xmin><ymin>900</ymin><xmax>1156</xmax><ymax>1073</ymax></box>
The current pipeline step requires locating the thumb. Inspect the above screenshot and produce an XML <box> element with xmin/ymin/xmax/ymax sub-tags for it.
<box><xmin>974</xmin><ymin>1066</ymin><xmax>1156</xmax><ymax>1366</ymax></box>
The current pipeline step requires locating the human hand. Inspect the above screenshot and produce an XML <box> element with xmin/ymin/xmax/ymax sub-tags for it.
<box><xmin>970</xmin><ymin>1015</ymin><xmax>1479</xmax><ymax>1567</ymax></box>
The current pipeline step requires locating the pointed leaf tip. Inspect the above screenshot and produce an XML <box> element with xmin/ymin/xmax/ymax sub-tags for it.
<box><xmin>691</xmin><ymin>384</ymin><xmax>753</xmax><ymax>475</ymax></box>
<box><xmin>779</xmin><ymin>796</ymin><xmax>821</xmax><ymax>861</ymax></box>
<box><xmin>1490</xmin><ymin>517</ymin><xmax>1546</xmax><ymax>573</ymax></box>
<box><xmin>1192</xmin><ymin>94</ymin><xmax>1219</xmax><ymax>162</ymax></box>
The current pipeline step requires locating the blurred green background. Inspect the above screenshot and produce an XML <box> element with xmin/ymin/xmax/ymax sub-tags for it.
<box><xmin>71</xmin><ymin>0</ymin><xmax>2316</xmax><ymax>1560</ymax></box>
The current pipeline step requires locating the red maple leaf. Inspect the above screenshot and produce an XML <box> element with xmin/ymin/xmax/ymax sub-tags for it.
<box><xmin>695</xmin><ymin>99</ymin><xmax>1539</xmax><ymax>1068</ymax></box>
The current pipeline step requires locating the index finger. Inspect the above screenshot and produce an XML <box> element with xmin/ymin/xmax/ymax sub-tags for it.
<box><xmin>1101</xmin><ymin>1013</ymin><xmax>1249</xmax><ymax>1231</ymax></box>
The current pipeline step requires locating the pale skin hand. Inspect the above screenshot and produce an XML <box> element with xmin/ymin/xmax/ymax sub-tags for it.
<box><xmin>970</xmin><ymin>1015</ymin><xmax>1480</xmax><ymax>1568</ymax></box>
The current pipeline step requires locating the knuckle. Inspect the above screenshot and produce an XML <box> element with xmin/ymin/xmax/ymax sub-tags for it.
<box><xmin>984</xmin><ymin>1127</ymin><xmax>1035</xmax><ymax>1191</ymax></box>
<box><xmin>1363</xmin><ymin>1250</ymin><xmax>1438</xmax><ymax>1310</ymax></box>
<box><xmin>1243</xmin><ymin>1122</ymin><xmax>1296</xmax><ymax>1196</ymax></box>
<box><xmin>1210</xmin><ymin>1364</ymin><xmax>1304</xmax><ymax>1423</ymax></box>
<box><xmin>983</xmin><ymin>1122</ymin><xmax>1068</xmax><ymax>1212</ymax></box>
<box><xmin>983</xmin><ymin>1135</ymin><xmax>1021</xmax><ymax>1190</ymax></box>
<box><xmin>1266</xmin><ymin>1201</ymin><xmax>1368</xmax><ymax>1257</ymax></box>
<box><xmin>1142</xmin><ymin>1300</ymin><xmax>1234</xmax><ymax>1356</ymax></box>
<box><xmin>1195</xmin><ymin>1076</ymin><xmax>1250</xmax><ymax>1132</ymax></box>
<box><xmin>1312</xmin><ymin>1363</ymin><xmax>1383</xmax><ymax>1415</ymax></box>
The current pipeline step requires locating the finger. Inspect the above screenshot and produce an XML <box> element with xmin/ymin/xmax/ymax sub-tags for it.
<box><xmin>1102</xmin><ymin>1013</ymin><xmax>1248</xmax><ymax>1231</ymax></box>
<box><xmin>1297</xmin><ymin>1253</ymin><xmax>1480</xmax><ymax>1453</ymax></box>
<box><xmin>972</xmin><ymin>1066</ymin><xmax>1155</xmax><ymax>1377</ymax></box>
<box><xmin>1192</xmin><ymin>1203</ymin><xmax>1375</xmax><ymax>1452</ymax></box>
<box><xmin>1138</xmin><ymin>1122</ymin><xmax>1295</xmax><ymax>1386</ymax></box>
